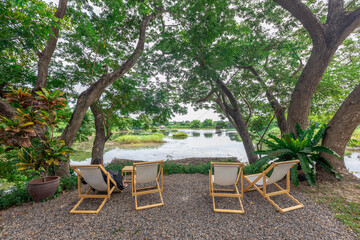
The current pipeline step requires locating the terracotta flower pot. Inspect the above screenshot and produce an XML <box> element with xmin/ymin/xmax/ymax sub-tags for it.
<box><xmin>28</xmin><ymin>176</ymin><xmax>60</xmax><ymax>202</ymax></box>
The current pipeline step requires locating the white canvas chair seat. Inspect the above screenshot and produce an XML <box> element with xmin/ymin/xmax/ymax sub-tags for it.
<box><xmin>213</xmin><ymin>164</ymin><xmax>239</xmax><ymax>186</ymax></box>
<box><xmin>245</xmin><ymin>163</ymin><xmax>296</xmax><ymax>186</ymax></box>
<box><xmin>135</xmin><ymin>163</ymin><xmax>158</xmax><ymax>184</ymax></box>
<box><xmin>244</xmin><ymin>160</ymin><xmax>304</xmax><ymax>213</ymax></box>
<box><xmin>70</xmin><ymin>165</ymin><xmax>122</xmax><ymax>214</ymax></box>
<box><xmin>209</xmin><ymin>162</ymin><xmax>245</xmax><ymax>214</ymax></box>
<box><xmin>80</xmin><ymin>167</ymin><xmax>108</xmax><ymax>191</ymax></box>
<box><xmin>132</xmin><ymin>161</ymin><xmax>164</xmax><ymax>210</ymax></box>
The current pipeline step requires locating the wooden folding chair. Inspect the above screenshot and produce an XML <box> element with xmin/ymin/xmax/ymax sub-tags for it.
<box><xmin>132</xmin><ymin>161</ymin><xmax>164</xmax><ymax>210</ymax></box>
<box><xmin>70</xmin><ymin>165</ymin><xmax>122</xmax><ymax>214</ymax></box>
<box><xmin>244</xmin><ymin>160</ymin><xmax>304</xmax><ymax>213</ymax></box>
<box><xmin>209</xmin><ymin>162</ymin><xmax>245</xmax><ymax>214</ymax></box>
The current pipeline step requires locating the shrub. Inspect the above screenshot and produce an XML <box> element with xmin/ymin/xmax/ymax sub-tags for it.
<box><xmin>254</xmin><ymin>123</ymin><xmax>342</xmax><ymax>186</ymax></box>
<box><xmin>0</xmin><ymin>184</ymin><xmax>30</xmax><ymax>209</ymax></box>
<box><xmin>172</xmin><ymin>132</ymin><xmax>188</xmax><ymax>139</ymax></box>
<box><xmin>114</xmin><ymin>134</ymin><xmax>165</xmax><ymax>144</ymax></box>
<box><xmin>59</xmin><ymin>175</ymin><xmax>78</xmax><ymax>192</ymax></box>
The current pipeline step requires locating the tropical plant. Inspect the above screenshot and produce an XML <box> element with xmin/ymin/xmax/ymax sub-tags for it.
<box><xmin>0</xmin><ymin>88</ymin><xmax>73</xmax><ymax>181</ymax></box>
<box><xmin>253</xmin><ymin>123</ymin><xmax>342</xmax><ymax>186</ymax></box>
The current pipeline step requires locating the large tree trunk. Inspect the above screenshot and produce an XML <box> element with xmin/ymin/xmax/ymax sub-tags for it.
<box><xmin>216</xmin><ymin>79</ymin><xmax>258</xmax><ymax>164</ymax></box>
<box><xmin>90</xmin><ymin>102</ymin><xmax>112</xmax><ymax>164</ymax></box>
<box><xmin>321</xmin><ymin>84</ymin><xmax>360</xmax><ymax>175</ymax></box>
<box><xmin>273</xmin><ymin>0</ymin><xmax>360</xmax><ymax>133</ymax></box>
<box><xmin>33</xmin><ymin>0</ymin><xmax>68</xmax><ymax>92</ymax></box>
<box><xmin>287</xmin><ymin>47</ymin><xmax>335</xmax><ymax>132</ymax></box>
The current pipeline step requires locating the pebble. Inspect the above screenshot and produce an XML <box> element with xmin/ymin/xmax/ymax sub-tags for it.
<box><xmin>0</xmin><ymin>174</ymin><xmax>358</xmax><ymax>239</ymax></box>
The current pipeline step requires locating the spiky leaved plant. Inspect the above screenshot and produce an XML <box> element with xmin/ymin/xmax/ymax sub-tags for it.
<box><xmin>253</xmin><ymin>123</ymin><xmax>342</xmax><ymax>186</ymax></box>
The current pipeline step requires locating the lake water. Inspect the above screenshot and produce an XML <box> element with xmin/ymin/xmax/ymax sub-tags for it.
<box><xmin>70</xmin><ymin>129</ymin><xmax>360</xmax><ymax>178</ymax></box>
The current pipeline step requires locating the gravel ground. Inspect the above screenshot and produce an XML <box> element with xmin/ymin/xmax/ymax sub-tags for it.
<box><xmin>0</xmin><ymin>173</ymin><xmax>358</xmax><ymax>240</ymax></box>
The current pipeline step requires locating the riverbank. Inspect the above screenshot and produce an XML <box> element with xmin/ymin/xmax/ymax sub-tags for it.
<box><xmin>1</xmin><ymin>173</ymin><xmax>358</xmax><ymax>239</ymax></box>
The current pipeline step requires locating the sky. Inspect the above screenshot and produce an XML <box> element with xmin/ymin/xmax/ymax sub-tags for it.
<box><xmin>171</xmin><ymin>105</ymin><xmax>222</xmax><ymax>121</ymax></box>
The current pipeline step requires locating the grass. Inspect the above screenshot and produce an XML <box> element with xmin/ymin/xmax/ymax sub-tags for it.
<box><xmin>301</xmin><ymin>179</ymin><xmax>360</xmax><ymax>236</ymax></box>
<box><xmin>352</xmin><ymin>128</ymin><xmax>360</xmax><ymax>141</ymax></box>
<box><xmin>328</xmin><ymin>197</ymin><xmax>360</xmax><ymax>234</ymax></box>
<box><xmin>172</xmin><ymin>132</ymin><xmax>188</xmax><ymax>139</ymax></box>
<box><xmin>114</xmin><ymin>134</ymin><xmax>165</xmax><ymax>144</ymax></box>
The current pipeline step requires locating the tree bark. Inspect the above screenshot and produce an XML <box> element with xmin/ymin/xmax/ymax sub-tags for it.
<box><xmin>0</xmin><ymin>99</ymin><xmax>16</xmax><ymax>118</ymax></box>
<box><xmin>321</xmin><ymin>84</ymin><xmax>360</xmax><ymax>174</ymax></box>
<box><xmin>216</xmin><ymin>79</ymin><xmax>258</xmax><ymax>164</ymax></box>
<box><xmin>34</xmin><ymin>0</ymin><xmax>68</xmax><ymax>92</ymax></box>
<box><xmin>273</xmin><ymin>0</ymin><xmax>360</xmax><ymax>133</ymax></box>
<box><xmin>90</xmin><ymin>103</ymin><xmax>112</xmax><ymax>164</ymax></box>
<box><xmin>246</xmin><ymin>66</ymin><xmax>288</xmax><ymax>135</ymax></box>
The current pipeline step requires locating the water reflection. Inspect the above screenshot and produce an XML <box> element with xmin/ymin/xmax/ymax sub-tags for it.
<box><xmin>226</xmin><ymin>132</ymin><xmax>242</xmax><ymax>142</ymax></box>
<box><xmin>71</xmin><ymin>129</ymin><xmax>248</xmax><ymax>165</ymax></box>
<box><xmin>192</xmin><ymin>132</ymin><xmax>200</xmax><ymax>137</ymax></box>
<box><xmin>204</xmin><ymin>133</ymin><xmax>213</xmax><ymax>138</ymax></box>
<box><xmin>70</xmin><ymin>129</ymin><xmax>360</xmax><ymax>178</ymax></box>
<box><xmin>345</xmin><ymin>152</ymin><xmax>360</xmax><ymax>178</ymax></box>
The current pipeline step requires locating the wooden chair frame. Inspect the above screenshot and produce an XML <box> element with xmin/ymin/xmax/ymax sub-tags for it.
<box><xmin>244</xmin><ymin>160</ymin><xmax>304</xmax><ymax>213</ymax></box>
<box><xmin>209</xmin><ymin>162</ymin><xmax>245</xmax><ymax>214</ymax></box>
<box><xmin>132</xmin><ymin>161</ymin><xmax>164</xmax><ymax>210</ymax></box>
<box><xmin>70</xmin><ymin>165</ymin><xmax>122</xmax><ymax>214</ymax></box>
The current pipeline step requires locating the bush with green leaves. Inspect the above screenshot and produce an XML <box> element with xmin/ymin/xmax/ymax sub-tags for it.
<box><xmin>172</xmin><ymin>132</ymin><xmax>188</xmax><ymax>139</ymax></box>
<box><xmin>106</xmin><ymin>159</ymin><xmax>255</xmax><ymax>176</ymax></box>
<box><xmin>254</xmin><ymin>123</ymin><xmax>342</xmax><ymax>186</ymax></box>
<box><xmin>0</xmin><ymin>175</ymin><xmax>79</xmax><ymax>210</ymax></box>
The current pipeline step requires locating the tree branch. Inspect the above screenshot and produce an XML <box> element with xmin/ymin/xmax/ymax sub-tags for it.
<box><xmin>195</xmin><ymin>89</ymin><xmax>215</xmax><ymax>104</ymax></box>
<box><xmin>61</xmin><ymin>11</ymin><xmax>162</xmax><ymax>146</ymax></box>
<box><xmin>273</xmin><ymin>0</ymin><xmax>325</xmax><ymax>46</ymax></box>
<box><xmin>327</xmin><ymin>0</ymin><xmax>344</xmax><ymax>24</ymax></box>
<box><xmin>34</xmin><ymin>0</ymin><xmax>68</xmax><ymax>92</ymax></box>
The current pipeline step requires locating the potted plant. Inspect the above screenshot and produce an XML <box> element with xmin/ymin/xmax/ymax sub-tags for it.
<box><xmin>253</xmin><ymin>123</ymin><xmax>342</xmax><ymax>186</ymax></box>
<box><xmin>0</xmin><ymin>87</ymin><xmax>72</xmax><ymax>202</ymax></box>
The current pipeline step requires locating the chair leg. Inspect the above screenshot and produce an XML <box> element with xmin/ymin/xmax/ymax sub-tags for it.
<box><xmin>134</xmin><ymin>182</ymin><xmax>164</xmax><ymax>210</ymax></box>
<box><xmin>212</xmin><ymin>195</ymin><xmax>244</xmax><ymax>214</ymax></box>
<box><xmin>264</xmin><ymin>184</ymin><xmax>304</xmax><ymax>213</ymax></box>
<box><xmin>265</xmin><ymin>193</ymin><xmax>304</xmax><ymax>213</ymax></box>
<box><xmin>70</xmin><ymin>197</ymin><xmax>108</xmax><ymax>214</ymax></box>
<box><xmin>211</xmin><ymin>185</ymin><xmax>244</xmax><ymax>214</ymax></box>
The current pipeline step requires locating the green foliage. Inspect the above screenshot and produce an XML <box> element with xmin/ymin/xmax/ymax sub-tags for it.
<box><xmin>201</xmin><ymin>119</ymin><xmax>214</xmax><ymax>128</ymax></box>
<box><xmin>114</xmin><ymin>134</ymin><xmax>165</xmax><ymax>144</ymax></box>
<box><xmin>328</xmin><ymin>197</ymin><xmax>360</xmax><ymax>234</ymax></box>
<box><xmin>0</xmin><ymin>184</ymin><xmax>30</xmax><ymax>210</ymax></box>
<box><xmin>0</xmin><ymin>150</ymin><xmax>34</xmax><ymax>184</ymax></box>
<box><xmin>0</xmin><ymin>175</ymin><xmax>78</xmax><ymax>210</ymax></box>
<box><xmin>172</xmin><ymin>132</ymin><xmax>188</xmax><ymax>139</ymax></box>
<box><xmin>0</xmin><ymin>88</ymin><xmax>73</xmax><ymax>180</ymax></box>
<box><xmin>58</xmin><ymin>175</ymin><xmax>78</xmax><ymax>192</ymax></box>
<box><xmin>106</xmin><ymin>159</ymin><xmax>239</xmax><ymax>175</ymax></box>
<box><xmin>254</xmin><ymin>123</ymin><xmax>342</xmax><ymax>186</ymax></box>
<box><xmin>189</xmin><ymin>120</ymin><xmax>201</xmax><ymax>128</ymax></box>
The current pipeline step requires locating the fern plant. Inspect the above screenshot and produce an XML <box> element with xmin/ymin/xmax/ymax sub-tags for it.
<box><xmin>254</xmin><ymin>123</ymin><xmax>342</xmax><ymax>186</ymax></box>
